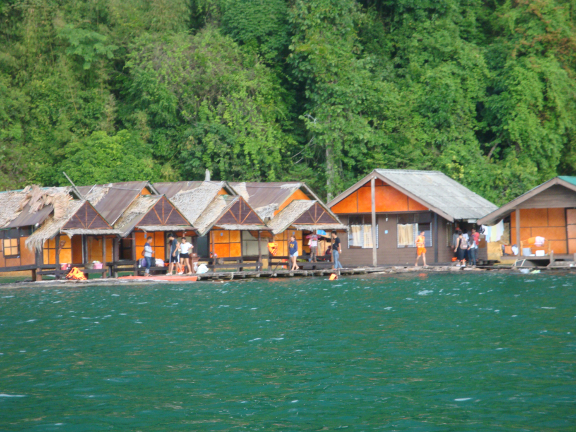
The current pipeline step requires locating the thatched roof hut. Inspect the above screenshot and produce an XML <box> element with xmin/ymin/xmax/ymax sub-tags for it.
<box><xmin>0</xmin><ymin>185</ymin><xmax>73</xmax><ymax>229</ymax></box>
<box><xmin>168</xmin><ymin>181</ymin><xmax>228</xmax><ymax>226</ymax></box>
<box><xmin>113</xmin><ymin>195</ymin><xmax>194</xmax><ymax>237</ymax></box>
<box><xmin>266</xmin><ymin>200</ymin><xmax>347</xmax><ymax>235</ymax></box>
<box><xmin>26</xmin><ymin>199</ymin><xmax>117</xmax><ymax>251</ymax></box>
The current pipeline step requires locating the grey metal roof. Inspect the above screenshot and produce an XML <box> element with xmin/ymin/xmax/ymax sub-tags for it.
<box><xmin>373</xmin><ymin>169</ymin><xmax>497</xmax><ymax>221</ymax></box>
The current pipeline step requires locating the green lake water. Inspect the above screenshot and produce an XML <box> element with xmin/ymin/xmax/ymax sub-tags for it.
<box><xmin>1</xmin><ymin>273</ymin><xmax>575</xmax><ymax>431</ymax></box>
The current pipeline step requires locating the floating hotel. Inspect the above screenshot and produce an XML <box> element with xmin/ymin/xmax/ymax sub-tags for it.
<box><xmin>0</xmin><ymin>170</ymin><xmax>573</xmax><ymax>281</ymax></box>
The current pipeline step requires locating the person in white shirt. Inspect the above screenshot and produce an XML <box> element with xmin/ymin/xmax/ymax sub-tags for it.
<box><xmin>308</xmin><ymin>234</ymin><xmax>318</xmax><ymax>262</ymax></box>
<box><xmin>179</xmin><ymin>237</ymin><xmax>194</xmax><ymax>275</ymax></box>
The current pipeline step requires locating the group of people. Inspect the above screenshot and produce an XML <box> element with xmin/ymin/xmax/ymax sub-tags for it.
<box><xmin>287</xmin><ymin>231</ymin><xmax>343</xmax><ymax>271</ymax></box>
<box><xmin>414</xmin><ymin>228</ymin><xmax>481</xmax><ymax>267</ymax></box>
<box><xmin>142</xmin><ymin>234</ymin><xmax>195</xmax><ymax>276</ymax></box>
<box><xmin>453</xmin><ymin>228</ymin><xmax>480</xmax><ymax>267</ymax></box>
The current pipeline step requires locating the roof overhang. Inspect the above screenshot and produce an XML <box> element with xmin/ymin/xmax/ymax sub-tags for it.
<box><xmin>328</xmin><ymin>171</ymin><xmax>455</xmax><ymax>222</ymax></box>
<box><xmin>478</xmin><ymin>177</ymin><xmax>576</xmax><ymax>225</ymax></box>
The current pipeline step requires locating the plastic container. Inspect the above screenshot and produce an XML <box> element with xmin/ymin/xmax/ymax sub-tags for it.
<box><xmin>93</xmin><ymin>262</ymin><xmax>103</xmax><ymax>269</ymax></box>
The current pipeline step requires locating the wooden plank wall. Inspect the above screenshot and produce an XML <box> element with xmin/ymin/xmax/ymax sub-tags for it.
<box><xmin>337</xmin><ymin>213</ymin><xmax>457</xmax><ymax>266</ymax></box>
<box><xmin>510</xmin><ymin>208</ymin><xmax>567</xmax><ymax>254</ymax></box>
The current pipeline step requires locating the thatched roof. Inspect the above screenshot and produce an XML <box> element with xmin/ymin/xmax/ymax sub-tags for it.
<box><xmin>26</xmin><ymin>198</ymin><xmax>120</xmax><ymax>251</ymax></box>
<box><xmin>217</xmin><ymin>224</ymin><xmax>267</xmax><ymax>231</ymax></box>
<box><xmin>170</xmin><ymin>181</ymin><xmax>225</xmax><ymax>226</ymax></box>
<box><xmin>0</xmin><ymin>185</ymin><xmax>71</xmax><ymax>229</ymax></box>
<box><xmin>254</xmin><ymin>203</ymin><xmax>279</xmax><ymax>221</ymax></box>
<box><xmin>113</xmin><ymin>195</ymin><xmax>160</xmax><ymax>237</ymax></box>
<box><xmin>193</xmin><ymin>195</ymin><xmax>237</xmax><ymax>236</ymax></box>
<box><xmin>136</xmin><ymin>225</ymin><xmax>194</xmax><ymax>233</ymax></box>
<box><xmin>266</xmin><ymin>200</ymin><xmax>347</xmax><ymax>234</ymax></box>
<box><xmin>229</xmin><ymin>181</ymin><xmax>304</xmax><ymax>210</ymax></box>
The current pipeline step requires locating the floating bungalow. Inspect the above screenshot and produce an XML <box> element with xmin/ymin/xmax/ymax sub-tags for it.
<box><xmin>0</xmin><ymin>186</ymin><xmax>73</xmax><ymax>273</ymax></box>
<box><xmin>328</xmin><ymin>170</ymin><xmax>498</xmax><ymax>266</ymax></box>
<box><xmin>478</xmin><ymin>176</ymin><xmax>576</xmax><ymax>265</ymax></box>
<box><xmin>229</xmin><ymin>182</ymin><xmax>346</xmax><ymax>258</ymax></box>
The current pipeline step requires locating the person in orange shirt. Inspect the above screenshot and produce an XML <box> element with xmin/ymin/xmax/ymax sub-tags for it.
<box><xmin>415</xmin><ymin>231</ymin><xmax>427</xmax><ymax>267</ymax></box>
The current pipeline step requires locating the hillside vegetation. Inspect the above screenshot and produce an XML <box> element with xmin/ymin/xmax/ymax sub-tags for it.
<box><xmin>1</xmin><ymin>0</ymin><xmax>575</xmax><ymax>203</ymax></box>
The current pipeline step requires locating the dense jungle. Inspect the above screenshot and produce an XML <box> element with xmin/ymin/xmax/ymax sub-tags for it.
<box><xmin>1</xmin><ymin>0</ymin><xmax>575</xmax><ymax>203</ymax></box>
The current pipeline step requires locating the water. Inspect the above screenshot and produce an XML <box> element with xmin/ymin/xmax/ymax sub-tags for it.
<box><xmin>1</xmin><ymin>273</ymin><xmax>575</xmax><ymax>431</ymax></box>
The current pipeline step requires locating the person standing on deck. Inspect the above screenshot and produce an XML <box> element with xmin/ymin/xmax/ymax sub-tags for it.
<box><xmin>415</xmin><ymin>231</ymin><xmax>427</xmax><ymax>267</ymax></box>
<box><xmin>179</xmin><ymin>237</ymin><xmax>194</xmax><ymax>275</ymax></box>
<box><xmin>166</xmin><ymin>234</ymin><xmax>180</xmax><ymax>276</ymax></box>
<box><xmin>288</xmin><ymin>235</ymin><xmax>299</xmax><ymax>271</ymax></box>
<box><xmin>308</xmin><ymin>234</ymin><xmax>318</xmax><ymax>262</ymax></box>
<box><xmin>469</xmin><ymin>228</ymin><xmax>479</xmax><ymax>267</ymax></box>
<box><xmin>331</xmin><ymin>231</ymin><xmax>343</xmax><ymax>270</ymax></box>
<box><xmin>143</xmin><ymin>237</ymin><xmax>154</xmax><ymax>276</ymax></box>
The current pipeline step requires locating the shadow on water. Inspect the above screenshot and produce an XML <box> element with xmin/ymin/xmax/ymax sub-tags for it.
<box><xmin>1</xmin><ymin>272</ymin><xmax>575</xmax><ymax>431</ymax></box>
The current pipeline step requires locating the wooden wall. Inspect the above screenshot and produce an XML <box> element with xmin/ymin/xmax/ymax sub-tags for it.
<box><xmin>212</xmin><ymin>230</ymin><xmax>241</xmax><ymax>257</ymax></box>
<box><xmin>331</xmin><ymin>179</ymin><xmax>428</xmax><ymax>214</ymax></box>
<box><xmin>518</xmin><ymin>185</ymin><xmax>576</xmax><ymax>209</ymax></box>
<box><xmin>0</xmin><ymin>228</ymin><xmax>35</xmax><ymax>269</ymax></box>
<box><xmin>510</xmin><ymin>208</ymin><xmax>568</xmax><ymax>254</ymax></box>
<box><xmin>135</xmin><ymin>231</ymin><xmax>165</xmax><ymax>261</ymax></box>
<box><xmin>336</xmin><ymin>214</ymin><xmax>457</xmax><ymax>266</ymax></box>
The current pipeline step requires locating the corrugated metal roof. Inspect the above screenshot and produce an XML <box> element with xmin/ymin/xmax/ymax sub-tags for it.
<box><xmin>153</xmin><ymin>181</ymin><xmax>205</xmax><ymax>198</ymax></box>
<box><xmin>4</xmin><ymin>205</ymin><xmax>54</xmax><ymax>229</ymax></box>
<box><xmin>79</xmin><ymin>181</ymin><xmax>151</xmax><ymax>225</ymax></box>
<box><xmin>373</xmin><ymin>169</ymin><xmax>498</xmax><ymax>221</ymax></box>
<box><xmin>229</xmin><ymin>182</ymin><xmax>304</xmax><ymax>209</ymax></box>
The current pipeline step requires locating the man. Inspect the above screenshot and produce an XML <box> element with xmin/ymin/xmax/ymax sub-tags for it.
<box><xmin>166</xmin><ymin>233</ymin><xmax>180</xmax><ymax>276</ymax></box>
<box><xmin>142</xmin><ymin>237</ymin><xmax>154</xmax><ymax>276</ymax></box>
<box><xmin>469</xmin><ymin>228</ymin><xmax>480</xmax><ymax>267</ymax></box>
<box><xmin>179</xmin><ymin>237</ymin><xmax>194</xmax><ymax>275</ymax></box>
<box><xmin>331</xmin><ymin>231</ymin><xmax>343</xmax><ymax>270</ymax></box>
<box><xmin>415</xmin><ymin>231</ymin><xmax>427</xmax><ymax>267</ymax></box>
<box><xmin>288</xmin><ymin>235</ymin><xmax>299</xmax><ymax>271</ymax></box>
<box><xmin>308</xmin><ymin>234</ymin><xmax>318</xmax><ymax>262</ymax></box>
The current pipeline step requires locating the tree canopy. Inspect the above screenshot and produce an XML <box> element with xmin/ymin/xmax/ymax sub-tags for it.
<box><xmin>1</xmin><ymin>0</ymin><xmax>575</xmax><ymax>204</ymax></box>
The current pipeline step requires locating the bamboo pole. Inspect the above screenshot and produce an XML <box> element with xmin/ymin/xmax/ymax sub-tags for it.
<box><xmin>516</xmin><ymin>209</ymin><xmax>521</xmax><ymax>256</ymax></box>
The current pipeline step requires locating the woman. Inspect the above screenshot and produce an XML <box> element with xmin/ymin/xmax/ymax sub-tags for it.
<box><xmin>454</xmin><ymin>231</ymin><xmax>467</xmax><ymax>267</ymax></box>
<box><xmin>179</xmin><ymin>237</ymin><xmax>194</xmax><ymax>275</ymax></box>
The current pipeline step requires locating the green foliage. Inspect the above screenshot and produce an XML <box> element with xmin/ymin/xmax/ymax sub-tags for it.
<box><xmin>59</xmin><ymin>25</ymin><xmax>118</xmax><ymax>70</ymax></box>
<box><xmin>58</xmin><ymin>130</ymin><xmax>156</xmax><ymax>185</ymax></box>
<box><xmin>0</xmin><ymin>0</ymin><xmax>575</xmax><ymax>206</ymax></box>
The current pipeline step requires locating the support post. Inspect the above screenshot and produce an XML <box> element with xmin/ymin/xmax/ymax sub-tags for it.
<box><xmin>371</xmin><ymin>177</ymin><xmax>377</xmax><ymax>267</ymax></box>
<box><xmin>55</xmin><ymin>234</ymin><xmax>61</xmax><ymax>280</ymax></box>
<box><xmin>515</xmin><ymin>208</ymin><xmax>521</xmax><ymax>256</ymax></box>
<box><xmin>34</xmin><ymin>248</ymin><xmax>42</xmax><ymax>282</ymax></box>
<box><xmin>132</xmin><ymin>231</ymin><xmax>137</xmax><ymax>275</ymax></box>
<box><xmin>112</xmin><ymin>237</ymin><xmax>120</xmax><ymax>278</ymax></box>
<box><xmin>434</xmin><ymin>213</ymin><xmax>438</xmax><ymax>264</ymax></box>
<box><xmin>82</xmin><ymin>235</ymin><xmax>88</xmax><ymax>264</ymax></box>
<box><xmin>257</xmin><ymin>231</ymin><xmax>262</xmax><ymax>271</ymax></box>
<box><xmin>101</xmin><ymin>235</ymin><xmax>107</xmax><ymax>279</ymax></box>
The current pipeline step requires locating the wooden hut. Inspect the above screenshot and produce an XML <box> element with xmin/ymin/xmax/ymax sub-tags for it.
<box><xmin>112</xmin><ymin>194</ymin><xmax>194</xmax><ymax>272</ymax></box>
<box><xmin>328</xmin><ymin>170</ymin><xmax>498</xmax><ymax>266</ymax></box>
<box><xmin>75</xmin><ymin>181</ymin><xmax>160</xmax><ymax>263</ymax></box>
<box><xmin>229</xmin><ymin>182</ymin><xmax>345</xmax><ymax>258</ymax></box>
<box><xmin>155</xmin><ymin>181</ymin><xmax>237</xmax><ymax>259</ymax></box>
<box><xmin>478</xmin><ymin>176</ymin><xmax>576</xmax><ymax>264</ymax></box>
<box><xmin>25</xmin><ymin>198</ymin><xmax>118</xmax><ymax>278</ymax></box>
<box><xmin>0</xmin><ymin>185</ymin><xmax>72</xmax><ymax>276</ymax></box>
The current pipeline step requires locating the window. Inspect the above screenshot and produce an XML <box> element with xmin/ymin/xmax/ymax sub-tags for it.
<box><xmin>397</xmin><ymin>214</ymin><xmax>432</xmax><ymax>248</ymax></box>
<box><xmin>2</xmin><ymin>228</ymin><xmax>20</xmax><ymax>258</ymax></box>
<box><xmin>348</xmin><ymin>215</ymin><xmax>378</xmax><ymax>249</ymax></box>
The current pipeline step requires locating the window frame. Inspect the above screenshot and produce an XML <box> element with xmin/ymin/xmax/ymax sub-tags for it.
<box><xmin>397</xmin><ymin>215</ymin><xmax>433</xmax><ymax>248</ymax></box>
<box><xmin>2</xmin><ymin>228</ymin><xmax>20</xmax><ymax>258</ymax></box>
<box><xmin>348</xmin><ymin>215</ymin><xmax>378</xmax><ymax>249</ymax></box>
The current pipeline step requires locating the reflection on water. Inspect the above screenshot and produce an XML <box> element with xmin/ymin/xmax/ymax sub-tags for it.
<box><xmin>1</xmin><ymin>273</ymin><xmax>575</xmax><ymax>431</ymax></box>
